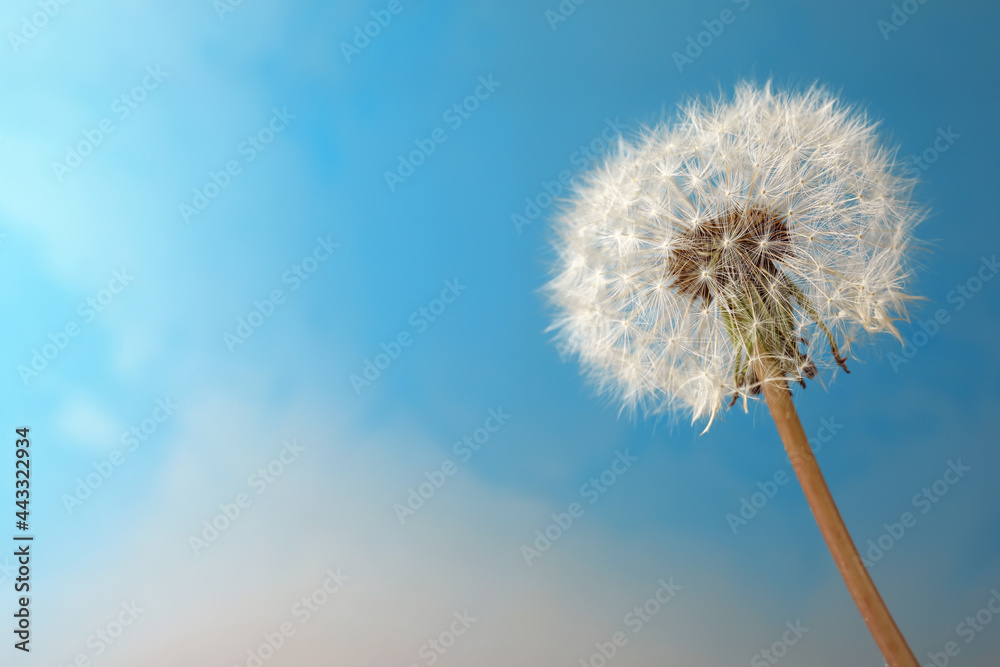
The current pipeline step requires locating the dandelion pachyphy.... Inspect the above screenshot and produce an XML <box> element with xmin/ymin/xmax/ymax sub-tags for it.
<box><xmin>546</xmin><ymin>82</ymin><xmax>925</xmax><ymax>667</ymax></box>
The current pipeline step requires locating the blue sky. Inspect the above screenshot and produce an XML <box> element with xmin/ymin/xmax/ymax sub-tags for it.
<box><xmin>0</xmin><ymin>0</ymin><xmax>998</xmax><ymax>665</ymax></box>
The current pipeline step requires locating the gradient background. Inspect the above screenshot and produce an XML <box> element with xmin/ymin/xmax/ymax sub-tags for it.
<box><xmin>1</xmin><ymin>0</ymin><xmax>998</xmax><ymax>665</ymax></box>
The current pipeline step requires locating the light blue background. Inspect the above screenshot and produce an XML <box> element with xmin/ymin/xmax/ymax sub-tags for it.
<box><xmin>0</xmin><ymin>0</ymin><xmax>997</xmax><ymax>665</ymax></box>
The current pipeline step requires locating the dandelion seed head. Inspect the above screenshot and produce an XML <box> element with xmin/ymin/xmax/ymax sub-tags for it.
<box><xmin>545</xmin><ymin>81</ymin><xmax>924</xmax><ymax>426</ymax></box>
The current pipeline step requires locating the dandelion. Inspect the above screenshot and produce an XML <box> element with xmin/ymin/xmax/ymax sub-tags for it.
<box><xmin>546</xmin><ymin>81</ymin><xmax>924</xmax><ymax>667</ymax></box>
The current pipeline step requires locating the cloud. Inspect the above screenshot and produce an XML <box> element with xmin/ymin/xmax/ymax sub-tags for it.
<box><xmin>55</xmin><ymin>395</ymin><xmax>121</xmax><ymax>450</ymax></box>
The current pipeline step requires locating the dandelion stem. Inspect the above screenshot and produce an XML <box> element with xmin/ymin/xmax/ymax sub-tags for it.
<box><xmin>756</xmin><ymin>360</ymin><xmax>918</xmax><ymax>667</ymax></box>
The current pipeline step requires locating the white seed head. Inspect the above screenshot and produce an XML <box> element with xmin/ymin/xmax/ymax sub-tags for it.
<box><xmin>546</xmin><ymin>82</ymin><xmax>924</xmax><ymax>427</ymax></box>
